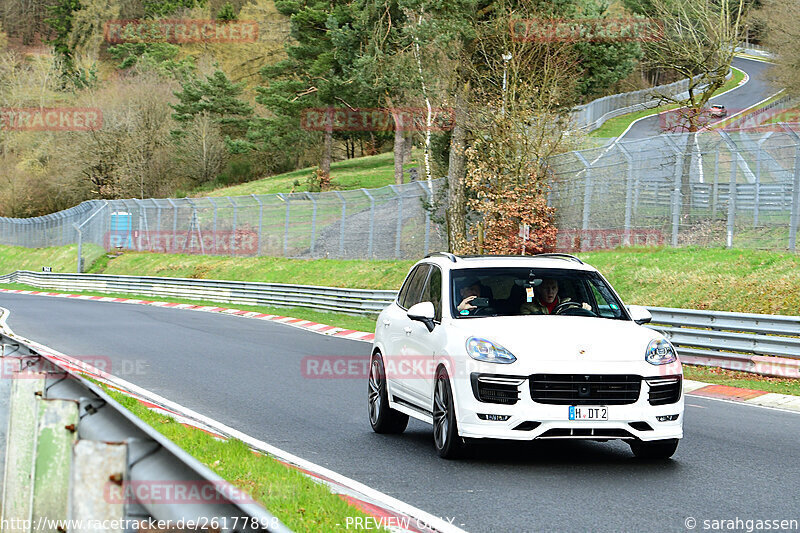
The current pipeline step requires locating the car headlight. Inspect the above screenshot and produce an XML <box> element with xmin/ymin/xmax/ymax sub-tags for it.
<box><xmin>466</xmin><ymin>337</ymin><xmax>517</xmax><ymax>364</ymax></box>
<box><xmin>645</xmin><ymin>338</ymin><xmax>677</xmax><ymax>365</ymax></box>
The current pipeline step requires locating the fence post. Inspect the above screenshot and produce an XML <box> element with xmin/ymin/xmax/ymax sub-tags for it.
<box><xmin>718</xmin><ymin>131</ymin><xmax>740</xmax><ymax>249</ymax></box>
<box><xmin>334</xmin><ymin>191</ymin><xmax>346</xmax><ymax>258</ymax></box>
<box><xmin>305</xmin><ymin>192</ymin><xmax>317</xmax><ymax>256</ymax></box>
<box><xmin>781</xmin><ymin>124</ymin><xmax>800</xmax><ymax>251</ymax></box>
<box><xmin>278</xmin><ymin>193</ymin><xmax>289</xmax><ymax>257</ymax></box>
<box><xmin>361</xmin><ymin>188</ymin><xmax>375</xmax><ymax>259</ymax></box>
<box><xmin>664</xmin><ymin>136</ymin><xmax>683</xmax><ymax>247</ymax></box>
<box><xmin>251</xmin><ymin>194</ymin><xmax>263</xmax><ymax>256</ymax></box>
<box><xmin>756</xmin><ymin>136</ymin><xmax>768</xmax><ymax>227</ymax></box>
<box><xmin>389</xmin><ymin>185</ymin><xmax>403</xmax><ymax>259</ymax></box>
<box><xmin>227</xmin><ymin>197</ymin><xmax>237</xmax><ymax>255</ymax></box>
<box><xmin>617</xmin><ymin>144</ymin><xmax>634</xmax><ymax>246</ymax></box>
<box><xmin>207</xmin><ymin>197</ymin><xmax>218</xmax><ymax>254</ymax></box>
<box><xmin>575</xmin><ymin>152</ymin><xmax>592</xmax><ymax>232</ymax></box>
<box><xmin>712</xmin><ymin>148</ymin><xmax>721</xmax><ymax>219</ymax></box>
<box><xmin>166</xmin><ymin>198</ymin><xmax>178</xmax><ymax>253</ymax></box>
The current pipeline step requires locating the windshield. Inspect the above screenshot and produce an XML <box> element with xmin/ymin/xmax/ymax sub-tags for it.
<box><xmin>450</xmin><ymin>267</ymin><xmax>628</xmax><ymax>320</ymax></box>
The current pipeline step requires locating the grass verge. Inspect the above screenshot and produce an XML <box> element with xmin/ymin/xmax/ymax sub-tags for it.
<box><xmin>104</xmin><ymin>387</ymin><xmax>376</xmax><ymax>532</ymax></box>
<box><xmin>0</xmin><ymin>282</ymin><xmax>377</xmax><ymax>333</ymax></box>
<box><xmin>683</xmin><ymin>365</ymin><xmax>800</xmax><ymax>396</ymax></box>
<box><xmin>0</xmin><ymin>243</ymin><xmax>104</xmax><ymax>274</ymax></box>
<box><xmin>197</xmin><ymin>150</ymin><xmax>421</xmax><ymax>197</ymax></box>
<box><xmin>589</xmin><ymin>67</ymin><xmax>747</xmax><ymax>138</ymax></box>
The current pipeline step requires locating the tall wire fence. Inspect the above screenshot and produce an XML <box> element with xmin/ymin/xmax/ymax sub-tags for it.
<box><xmin>1</xmin><ymin>125</ymin><xmax>800</xmax><ymax>267</ymax></box>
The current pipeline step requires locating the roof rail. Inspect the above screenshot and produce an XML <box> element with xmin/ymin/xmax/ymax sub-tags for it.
<box><xmin>534</xmin><ymin>253</ymin><xmax>584</xmax><ymax>264</ymax></box>
<box><xmin>425</xmin><ymin>252</ymin><xmax>458</xmax><ymax>263</ymax></box>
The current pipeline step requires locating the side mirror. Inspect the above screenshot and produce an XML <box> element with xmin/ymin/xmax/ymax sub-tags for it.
<box><xmin>407</xmin><ymin>301</ymin><xmax>436</xmax><ymax>332</ymax></box>
<box><xmin>627</xmin><ymin>305</ymin><xmax>652</xmax><ymax>325</ymax></box>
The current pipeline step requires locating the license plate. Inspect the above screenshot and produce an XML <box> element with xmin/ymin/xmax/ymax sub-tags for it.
<box><xmin>569</xmin><ymin>406</ymin><xmax>608</xmax><ymax>421</ymax></box>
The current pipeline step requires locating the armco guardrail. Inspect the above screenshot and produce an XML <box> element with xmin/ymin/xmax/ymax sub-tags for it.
<box><xmin>0</xmin><ymin>270</ymin><xmax>397</xmax><ymax>315</ymax></box>
<box><xmin>1</xmin><ymin>271</ymin><xmax>798</xmax><ymax>377</ymax></box>
<box><xmin>0</xmin><ymin>319</ymin><xmax>291</xmax><ymax>532</ymax></box>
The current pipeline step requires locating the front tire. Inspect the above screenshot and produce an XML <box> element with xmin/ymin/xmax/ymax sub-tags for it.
<box><xmin>629</xmin><ymin>438</ymin><xmax>679</xmax><ymax>459</ymax></box>
<box><xmin>433</xmin><ymin>367</ymin><xmax>465</xmax><ymax>459</ymax></box>
<box><xmin>368</xmin><ymin>352</ymin><xmax>408</xmax><ymax>434</ymax></box>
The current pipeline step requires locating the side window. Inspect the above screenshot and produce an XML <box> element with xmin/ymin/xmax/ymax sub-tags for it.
<box><xmin>423</xmin><ymin>267</ymin><xmax>443</xmax><ymax>321</ymax></box>
<box><xmin>397</xmin><ymin>267</ymin><xmax>419</xmax><ymax>308</ymax></box>
<box><xmin>400</xmin><ymin>264</ymin><xmax>430</xmax><ymax>309</ymax></box>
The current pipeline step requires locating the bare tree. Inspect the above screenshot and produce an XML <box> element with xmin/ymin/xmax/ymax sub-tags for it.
<box><xmin>754</xmin><ymin>0</ymin><xmax>800</xmax><ymax>96</ymax></box>
<box><xmin>175</xmin><ymin>111</ymin><xmax>228</xmax><ymax>185</ymax></box>
<box><xmin>643</xmin><ymin>0</ymin><xmax>747</xmax><ymax>218</ymax></box>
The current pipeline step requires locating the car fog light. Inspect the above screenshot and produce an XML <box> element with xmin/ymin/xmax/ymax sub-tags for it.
<box><xmin>478</xmin><ymin>414</ymin><xmax>510</xmax><ymax>421</ymax></box>
<box><xmin>656</xmin><ymin>414</ymin><xmax>679</xmax><ymax>422</ymax></box>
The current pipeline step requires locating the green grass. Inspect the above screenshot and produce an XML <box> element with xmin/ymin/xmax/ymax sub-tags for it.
<box><xmin>683</xmin><ymin>365</ymin><xmax>800</xmax><ymax>396</ymax></box>
<box><xmin>0</xmin><ymin>281</ymin><xmax>378</xmax><ymax>333</ymax></box>
<box><xmin>197</xmin><ymin>150</ymin><xmax>422</xmax><ymax>198</ymax></box>
<box><xmin>104</xmin><ymin>388</ymin><xmax>377</xmax><ymax>532</ymax></box>
<box><xmin>589</xmin><ymin>67</ymin><xmax>747</xmax><ymax>138</ymax></box>
<box><xmin>577</xmin><ymin>246</ymin><xmax>800</xmax><ymax>315</ymax></box>
<box><xmin>88</xmin><ymin>251</ymin><xmax>415</xmax><ymax>290</ymax></box>
<box><xmin>0</xmin><ymin>243</ymin><xmax>104</xmax><ymax>274</ymax></box>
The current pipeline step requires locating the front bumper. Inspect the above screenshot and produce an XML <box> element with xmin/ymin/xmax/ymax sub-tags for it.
<box><xmin>454</xmin><ymin>370</ymin><xmax>684</xmax><ymax>442</ymax></box>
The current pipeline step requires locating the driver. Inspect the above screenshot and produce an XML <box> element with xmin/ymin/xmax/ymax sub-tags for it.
<box><xmin>456</xmin><ymin>277</ymin><xmax>483</xmax><ymax>313</ymax></box>
<box><xmin>520</xmin><ymin>278</ymin><xmax>591</xmax><ymax>315</ymax></box>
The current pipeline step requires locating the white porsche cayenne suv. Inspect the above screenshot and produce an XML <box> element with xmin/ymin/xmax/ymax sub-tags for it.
<box><xmin>368</xmin><ymin>253</ymin><xmax>684</xmax><ymax>459</ymax></box>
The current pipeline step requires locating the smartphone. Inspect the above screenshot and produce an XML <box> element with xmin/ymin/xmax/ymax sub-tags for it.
<box><xmin>471</xmin><ymin>297</ymin><xmax>489</xmax><ymax>307</ymax></box>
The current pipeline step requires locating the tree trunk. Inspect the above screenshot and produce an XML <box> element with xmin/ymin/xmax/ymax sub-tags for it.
<box><xmin>447</xmin><ymin>82</ymin><xmax>469</xmax><ymax>252</ymax></box>
<box><xmin>321</xmin><ymin>128</ymin><xmax>332</xmax><ymax>176</ymax></box>
<box><xmin>403</xmin><ymin>132</ymin><xmax>413</xmax><ymax>165</ymax></box>
<box><xmin>387</xmin><ymin>96</ymin><xmax>405</xmax><ymax>184</ymax></box>
<box><xmin>680</xmin><ymin>129</ymin><xmax>697</xmax><ymax>221</ymax></box>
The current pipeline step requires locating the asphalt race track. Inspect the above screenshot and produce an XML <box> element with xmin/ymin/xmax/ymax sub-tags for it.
<box><xmin>623</xmin><ymin>56</ymin><xmax>778</xmax><ymax>140</ymax></box>
<box><xmin>2</xmin><ymin>293</ymin><xmax>799</xmax><ymax>532</ymax></box>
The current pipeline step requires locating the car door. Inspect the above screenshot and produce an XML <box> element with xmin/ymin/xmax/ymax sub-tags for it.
<box><xmin>404</xmin><ymin>264</ymin><xmax>446</xmax><ymax>409</ymax></box>
<box><xmin>384</xmin><ymin>264</ymin><xmax>430</xmax><ymax>402</ymax></box>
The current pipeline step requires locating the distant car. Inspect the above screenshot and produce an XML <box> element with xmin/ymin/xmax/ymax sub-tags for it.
<box><xmin>368</xmin><ymin>253</ymin><xmax>684</xmax><ymax>459</ymax></box>
<box><xmin>709</xmin><ymin>104</ymin><xmax>727</xmax><ymax>118</ymax></box>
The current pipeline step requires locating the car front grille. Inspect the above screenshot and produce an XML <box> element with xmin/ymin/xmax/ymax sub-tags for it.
<box><xmin>646</xmin><ymin>376</ymin><xmax>682</xmax><ymax>405</ymax></box>
<box><xmin>529</xmin><ymin>374</ymin><xmax>642</xmax><ymax>405</ymax></box>
<box><xmin>471</xmin><ymin>374</ymin><xmax>523</xmax><ymax>405</ymax></box>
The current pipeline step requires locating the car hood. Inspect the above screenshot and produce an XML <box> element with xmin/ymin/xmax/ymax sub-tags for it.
<box><xmin>450</xmin><ymin>315</ymin><xmax>662</xmax><ymax>363</ymax></box>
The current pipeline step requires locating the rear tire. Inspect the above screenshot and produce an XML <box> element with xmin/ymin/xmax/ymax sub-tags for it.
<box><xmin>433</xmin><ymin>367</ymin><xmax>465</xmax><ymax>459</ymax></box>
<box><xmin>368</xmin><ymin>352</ymin><xmax>408</xmax><ymax>434</ymax></box>
<box><xmin>629</xmin><ymin>438</ymin><xmax>679</xmax><ymax>459</ymax></box>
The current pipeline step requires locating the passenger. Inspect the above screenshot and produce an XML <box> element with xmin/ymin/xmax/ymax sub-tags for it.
<box><xmin>520</xmin><ymin>278</ymin><xmax>591</xmax><ymax>315</ymax></box>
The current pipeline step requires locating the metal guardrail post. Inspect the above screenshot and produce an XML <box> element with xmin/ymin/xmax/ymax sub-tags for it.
<box><xmin>389</xmin><ymin>185</ymin><xmax>403</xmax><ymax>259</ymax></box>
<box><xmin>305</xmin><ymin>192</ymin><xmax>317</xmax><ymax>256</ymax></box>
<box><xmin>780</xmin><ymin>124</ymin><xmax>800</xmax><ymax>251</ymax></box>
<box><xmin>278</xmin><ymin>193</ymin><xmax>289</xmax><ymax>257</ymax></box>
<box><xmin>361</xmin><ymin>188</ymin><xmax>375</xmax><ymax>259</ymax></box>
<box><xmin>251</xmin><ymin>194</ymin><xmax>263</xmax><ymax>256</ymax></box>
<box><xmin>334</xmin><ymin>191</ymin><xmax>346</xmax><ymax>257</ymax></box>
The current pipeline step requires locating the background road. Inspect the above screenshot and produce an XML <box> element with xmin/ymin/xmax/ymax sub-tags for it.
<box><xmin>2</xmin><ymin>293</ymin><xmax>799</xmax><ymax>532</ymax></box>
<box><xmin>624</xmin><ymin>56</ymin><xmax>777</xmax><ymax>140</ymax></box>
